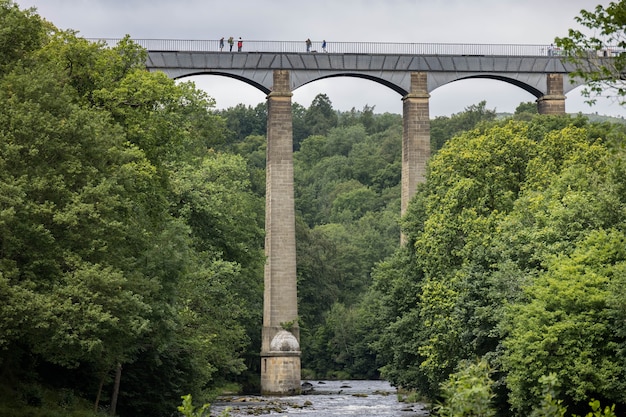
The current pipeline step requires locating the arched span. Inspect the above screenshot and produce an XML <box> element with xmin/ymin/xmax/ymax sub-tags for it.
<box><xmin>293</xmin><ymin>72</ymin><xmax>408</xmax><ymax>96</ymax></box>
<box><xmin>160</xmin><ymin>65</ymin><xmax>574</xmax><ymax>103</ymax></box>
<box><xmin>146</xmin><ymin>50</ymin><xmax>588</xmax><ymax>97</ymax></box>
<box><xmin>445</xmin><ymin>74</ymin><xmax>544</xmax><ymax>98</ymax></box>
<box><xmin>172</xmin><ymin>71</ymin><xmax>271</xmax><ymax>95</ymax></box>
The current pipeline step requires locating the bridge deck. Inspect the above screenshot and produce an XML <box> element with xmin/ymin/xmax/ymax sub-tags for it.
<box><xmin>90</xmin><ymin>39</ymin><xmax>613</xmax><ymax>97</ymax></box>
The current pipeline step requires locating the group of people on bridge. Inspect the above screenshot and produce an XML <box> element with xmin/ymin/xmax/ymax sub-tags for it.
<box><xmin>306</xmin><ymin>38</ymin><xmax>327</xmax><ymax>53</ymax></box>
<box><xmin>218</xmin><ymin>37</ymin><xmax>327</xmax><ymax>53</ymax></box>
<box><xmin>219</xmin><ymin>36</ymin><xmax>243</xmax><ymax>52</ymax></box>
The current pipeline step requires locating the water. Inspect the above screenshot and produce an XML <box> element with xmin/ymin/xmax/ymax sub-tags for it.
<box><xmin>211</xmin><ymin>380</ymin><xmax>429</xmax><ymax>416</ymax></box>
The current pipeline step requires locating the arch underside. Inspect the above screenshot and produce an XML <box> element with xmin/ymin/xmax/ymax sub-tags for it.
<box><xmin>168</xmin><ymin>69</ymin><xmax>273</xmax><ymax>95</ymax></box>
<box><xmin>162</xmin><ymin>68</ymin><xmax>583</xmax><ymax>100</ymax></box>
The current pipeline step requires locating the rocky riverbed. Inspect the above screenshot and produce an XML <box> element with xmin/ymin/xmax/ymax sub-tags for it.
<box><xmin>211</xmin><ymin>380</ymin><xmax>429</xmax><ymax>416</ymax></box>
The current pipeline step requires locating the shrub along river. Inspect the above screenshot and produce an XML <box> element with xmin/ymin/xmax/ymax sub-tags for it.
<box><xmin>211</xmin><ymin>380</ymin><xmax>429</xmax><ymax>416</ymax></box>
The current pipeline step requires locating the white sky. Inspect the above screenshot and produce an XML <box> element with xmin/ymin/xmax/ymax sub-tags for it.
<box><xmin>14</xmin><ymin>0</ymin><xmax>626</xmax><ymax>118</ymax></box>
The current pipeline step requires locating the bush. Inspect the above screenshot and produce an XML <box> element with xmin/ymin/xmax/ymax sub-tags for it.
<box><xmin>435</xmin><ymin>359</ymin><xmax>496</xmax><ymax>417</ymax></box>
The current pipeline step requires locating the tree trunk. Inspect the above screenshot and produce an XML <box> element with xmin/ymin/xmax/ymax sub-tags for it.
<box><xmin>94</xmin><ymin>371</ymin><xmax>106</xmax><ymax>413</ymax></box>
<box><xmin>109</xmin><ymin>363</ymin><xmax>122</xmax><ymax>416</ymax></box>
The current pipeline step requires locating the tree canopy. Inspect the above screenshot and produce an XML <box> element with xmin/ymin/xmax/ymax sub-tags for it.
<box><xmin>368</xmin><ymin>114</ymin><xmax>626</xmax><ymax>415</ymax></box>
<box><xmin>555</xmin><ymin>0</ymin><xmax>626</xmax><ymax>106</ymax></box>
<box><xmin>0</xmin><ymin>2</ymin><xmax>264</xmax><ymax>416</ymax></box>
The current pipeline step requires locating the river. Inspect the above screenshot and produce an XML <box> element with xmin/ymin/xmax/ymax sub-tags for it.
<box><xmin>210</xmin><ymin>380</ymin><xmax>429</xmax><ymax>416</ymax></box>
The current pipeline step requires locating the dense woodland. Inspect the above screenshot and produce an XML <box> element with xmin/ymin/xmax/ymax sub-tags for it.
<box><xmin>2</xmin><ymin>1</ymin><xmax>626</xmax><ymax>417</ymax></box>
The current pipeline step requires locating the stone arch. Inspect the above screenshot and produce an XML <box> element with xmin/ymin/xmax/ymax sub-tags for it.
<box><xmin>428</xmin><ymin>74</ymin><xmax>544</xmax><ymax>99</ymax></box>
<box><xmin>172</xmin><ymin>71</ymin><xmax>271</xmax><ymax>95</ymax></box>
<box><xmin>444</xmin><ymin>74</ymin><xmax>544</xmax><ymax>98</ymax></box>
<box><xmin>292</xmin><ymin>72</ymin><xmax>407</xmax><ymax>96</ymax></box>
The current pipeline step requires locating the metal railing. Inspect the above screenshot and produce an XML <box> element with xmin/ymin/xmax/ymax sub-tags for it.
<box><xmin>89</xmin><ymin>38</ymin><xmax>565</xmax><ymax>56</ymax></box>
<box><xmin>88</xmin><ymin>38</ymin><xmax>625</xmax><ymax>58</ymax></box>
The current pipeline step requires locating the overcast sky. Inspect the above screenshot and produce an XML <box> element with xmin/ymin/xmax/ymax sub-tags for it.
<box><xmin>14</xmin><ymin>0</ymin><xmax>625</xmax><ymax>118</ymax></box>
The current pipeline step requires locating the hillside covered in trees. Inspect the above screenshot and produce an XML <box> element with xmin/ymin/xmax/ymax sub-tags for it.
<box><xmin>2</xmin><ymin>1</ymin><xmax>626</xmax><ymax>417</ymax></box>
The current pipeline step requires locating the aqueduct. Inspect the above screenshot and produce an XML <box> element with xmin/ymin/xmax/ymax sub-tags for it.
<box><xmin>132</xmin><ymin>39</ymin><xmax>593</xmax><ymax>394</ymax></box>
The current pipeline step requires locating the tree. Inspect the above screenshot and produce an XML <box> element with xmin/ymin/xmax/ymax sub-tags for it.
<box><xmin>513</xmin><ymin>101</ymin><xmax>539</xmax><ymax>121</ymax></box>
<box><xmin>435</xmin><ymin>359</ymin><xmax>496</xmax><ymax>417</ymax></box>
<box><xmin>292</xmin><ymin>102</ymin><xmax>309</xmax><ymax>151</ymax></box>
<box><xmin>430</xmin><ymin>101</ymin><xmax>497</xmax><ymax>152</ymax></box>
<box><xmin>217</xmin><ymin>103</ymin><xmax>267</xmax><ymax>147</ymax></box>
<box><xmin>0</xmin><ymin>38</ymin><xmax>174</xmax><ymax>412</ymax></box>
<box><xmin>0</xmin><ymin>0</ymin><xmax>49</xmax><ymax>75</ymax></box>
<box><xmin>555</xmin><ymin>1</ymin><xmax>626</xmax><ymax>105</ymax></box>
<box><xmin>304</xmin><ymin>93</ymin><xmax>338</xmax><ymax>136</ymax></box>
<box><xmin>502</xmin><ymin>230</ymin><xmax>626</xmax><ymax>415</ymax></box>
<box><xmin>291</xmin><ymin>105</ymin><xmax>402</xmax><ymax>379</ymax></box>
<box><xmin>369</xmin><ymin>115</ymin><xmax>626</xmax><ymax>409</ymax></box>
<box><xmin>0</xmin><ymin>5</ymin><xmax>267</xmax><ymax>416</ymax></box>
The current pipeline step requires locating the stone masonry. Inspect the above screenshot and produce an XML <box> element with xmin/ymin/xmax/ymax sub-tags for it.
<box><xmin>537</xmin><ymin>74</ymin><xmax>566</xmax><ymax>114</ymax></box>
<box><xmin>401</xmin><ymin>72</ymin><xmax>431</xmax><ymax>217</ymax></box>
<box><xmin>261</xmin><ymin>70</ymin><xmax>301</xmax><ymax>395</ymax></box>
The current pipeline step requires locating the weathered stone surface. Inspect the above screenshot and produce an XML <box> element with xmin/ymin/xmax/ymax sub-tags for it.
<box><xmin>401</xmin><ymin>72</ymin><xmax>430</xmax><ymax>218</ymax></box>
<box><xmin>261</xmin><ymin>70</ymin><xmax>301</xmax><ymax>396</ymax></box>
<box><xmin>270</xmin><ymin>330</ymin><xmax>300</xmax><ymax>352</ymax></box>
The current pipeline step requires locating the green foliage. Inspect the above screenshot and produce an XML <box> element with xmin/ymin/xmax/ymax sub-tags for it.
<box><xmin>530</xmin><ymin>374</ymin><xmax>568</xmax><ymax>417</ymax></box>
<box><xmin>514</xmin><ymin>101</ymin><xmax>539</xmax><ymax>121</ymax></box>
<box><xmin>0</xmin><ymin>4</ymin><xmax>264</xmax><ymax>416</ymax></box>
<box><xmin>305</xmin><ymin>301</ymin><xmax>381</xmax><ymax>379</ymax></box>
<box><xmin>576</xmin><ymin>400</ymin><xmax>617</xmax><ymax>417</ymax></box>
<box><xmin>555</xmin><ymin>1</ymin><xmax>626</xmax><ymax>106</ymax></box>
<box><xmin>528</xmin><ymin>374</ymin><xmax>617</xmax><ymax>417</ymax></box>
<box><xmin>178</xmin><ymin>394</ymin><xmax>232</xmax><ymax>417</ymax></box>
<box><xmin>7</xmin><ymin>5</ymin><xmax>626</xmax><ymax>417</ymax></box>
<box><xmin>502</xmin><ymin>230</ymin><xmax>626</xmax><ymax>414</ymax></box>
<box><xmin>304</xmin><ymin>93</ymin><xmax>338</xmax><ymax>137</ymax></box>
<box><xmin>217</xmin><ymin>103</ymin><xmax>267</xmax><ymax>147</ymax></box>
<box><xmin>0</xmin><ymin>382</ymin><xmax>103</xmax><ymax>417</ymax></box>
<box><xmin>290</xmin><ymin>93</ymin><xmax>403</xmax><ymax>379</ymax></box>
<box><xmin>430</xmin><ymin>101</ymin><xmax>497</xmax><ymax>152</ymax></box>
<box><xmin>0</xmin><ymin>0</ymin><xmax>49</xmax><ymax>75</ymax></box>
<box><xmin>370</xmin><ymin>114</ymin><xmax>626</xmax><ymax>415</ymax></box>
<box><xmin>178</xmin><ymin>394</ymin><xmax>209</xmax><ymax>417</ymax></box>
<box><xmin>435</xmin><ymin>359</ymin><xmax>496</xmax><ymax>417</ymax></box>
<box><xmin>280</xmin><ymin>319</ymin><xmax>299</xmax><ymax>331</ymax></box>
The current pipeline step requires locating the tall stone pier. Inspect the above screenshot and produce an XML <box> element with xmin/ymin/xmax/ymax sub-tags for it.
<box><xmin>401</xmin><ymin>72</ymin><xmax>431</xmax><ymax>238</ymax></box>
<box><xmin>261</xmin><ymin>70</ymin><xmax>301</xmax><ymax>395</ymax></box>
<box><xmin>537</xmin><ymin>73</ymin><xmax>566</xmax><ymax>114</ymax></box>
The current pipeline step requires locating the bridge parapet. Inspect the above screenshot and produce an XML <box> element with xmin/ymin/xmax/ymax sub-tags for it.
<box><xmin>89</xmin><ymin>38</ymin><xmax>616</xmax><ymax>99</ymax></box>
<box><xmin>91</xmin><ymin>38</ymin><xmax>577</xmax><ymax>56</ymax></box>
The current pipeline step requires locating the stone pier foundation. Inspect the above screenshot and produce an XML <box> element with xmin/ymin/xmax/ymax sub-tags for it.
<box><xmin>261</xmin><ymin>353</ymin><xmax>301</xmax><ymax>396</ymax></box>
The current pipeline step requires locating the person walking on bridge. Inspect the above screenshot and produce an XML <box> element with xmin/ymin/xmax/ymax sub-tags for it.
<box><xmin>238</xmin><ymin>37</ymin><xmax>243</xmax><ymax>52</ymax></box>
<box><xmin>322</xmin><ymin>39</ymin><xmax>327</xmax><ymax>52</ymax></box>
<box><xmin>228</xmin><ymin>36</ymin><xmax>234</xmax><ymax>51</ymax></box>
<box><xmin>306</xmin><ymin>38</ymin><xmax>312</xmax><ymax>52</ymax></box>
<box><xmin>219</xmin><ymin>37</ymin><xmax>224</xmax><ymax>51</ymax></box>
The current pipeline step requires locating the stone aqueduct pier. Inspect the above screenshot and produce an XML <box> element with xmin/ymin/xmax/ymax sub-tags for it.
<box><xmin>138</xmin><ymin>40</ymin><xmax>589</xmax><ymax>395</ymax></box>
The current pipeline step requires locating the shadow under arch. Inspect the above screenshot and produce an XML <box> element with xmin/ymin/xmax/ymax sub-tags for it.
<box><xmin>293</xmin><ymin>72</ymin><xmax>408</xmax><ymax>97</ymax></box>
<box><xmin>173</xmin><ymin>70</ymin><xmax>272</xmax><ymax>95</ymax></box>
<box><xmin>433</xmin><ymin>74</ymin><xmax>543</xmax><ymax>99</ymax></box>
<box><xmin>172</xmin><ymin>71</ymin><xmax>549</xmax><ymax>106</ymax></box>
